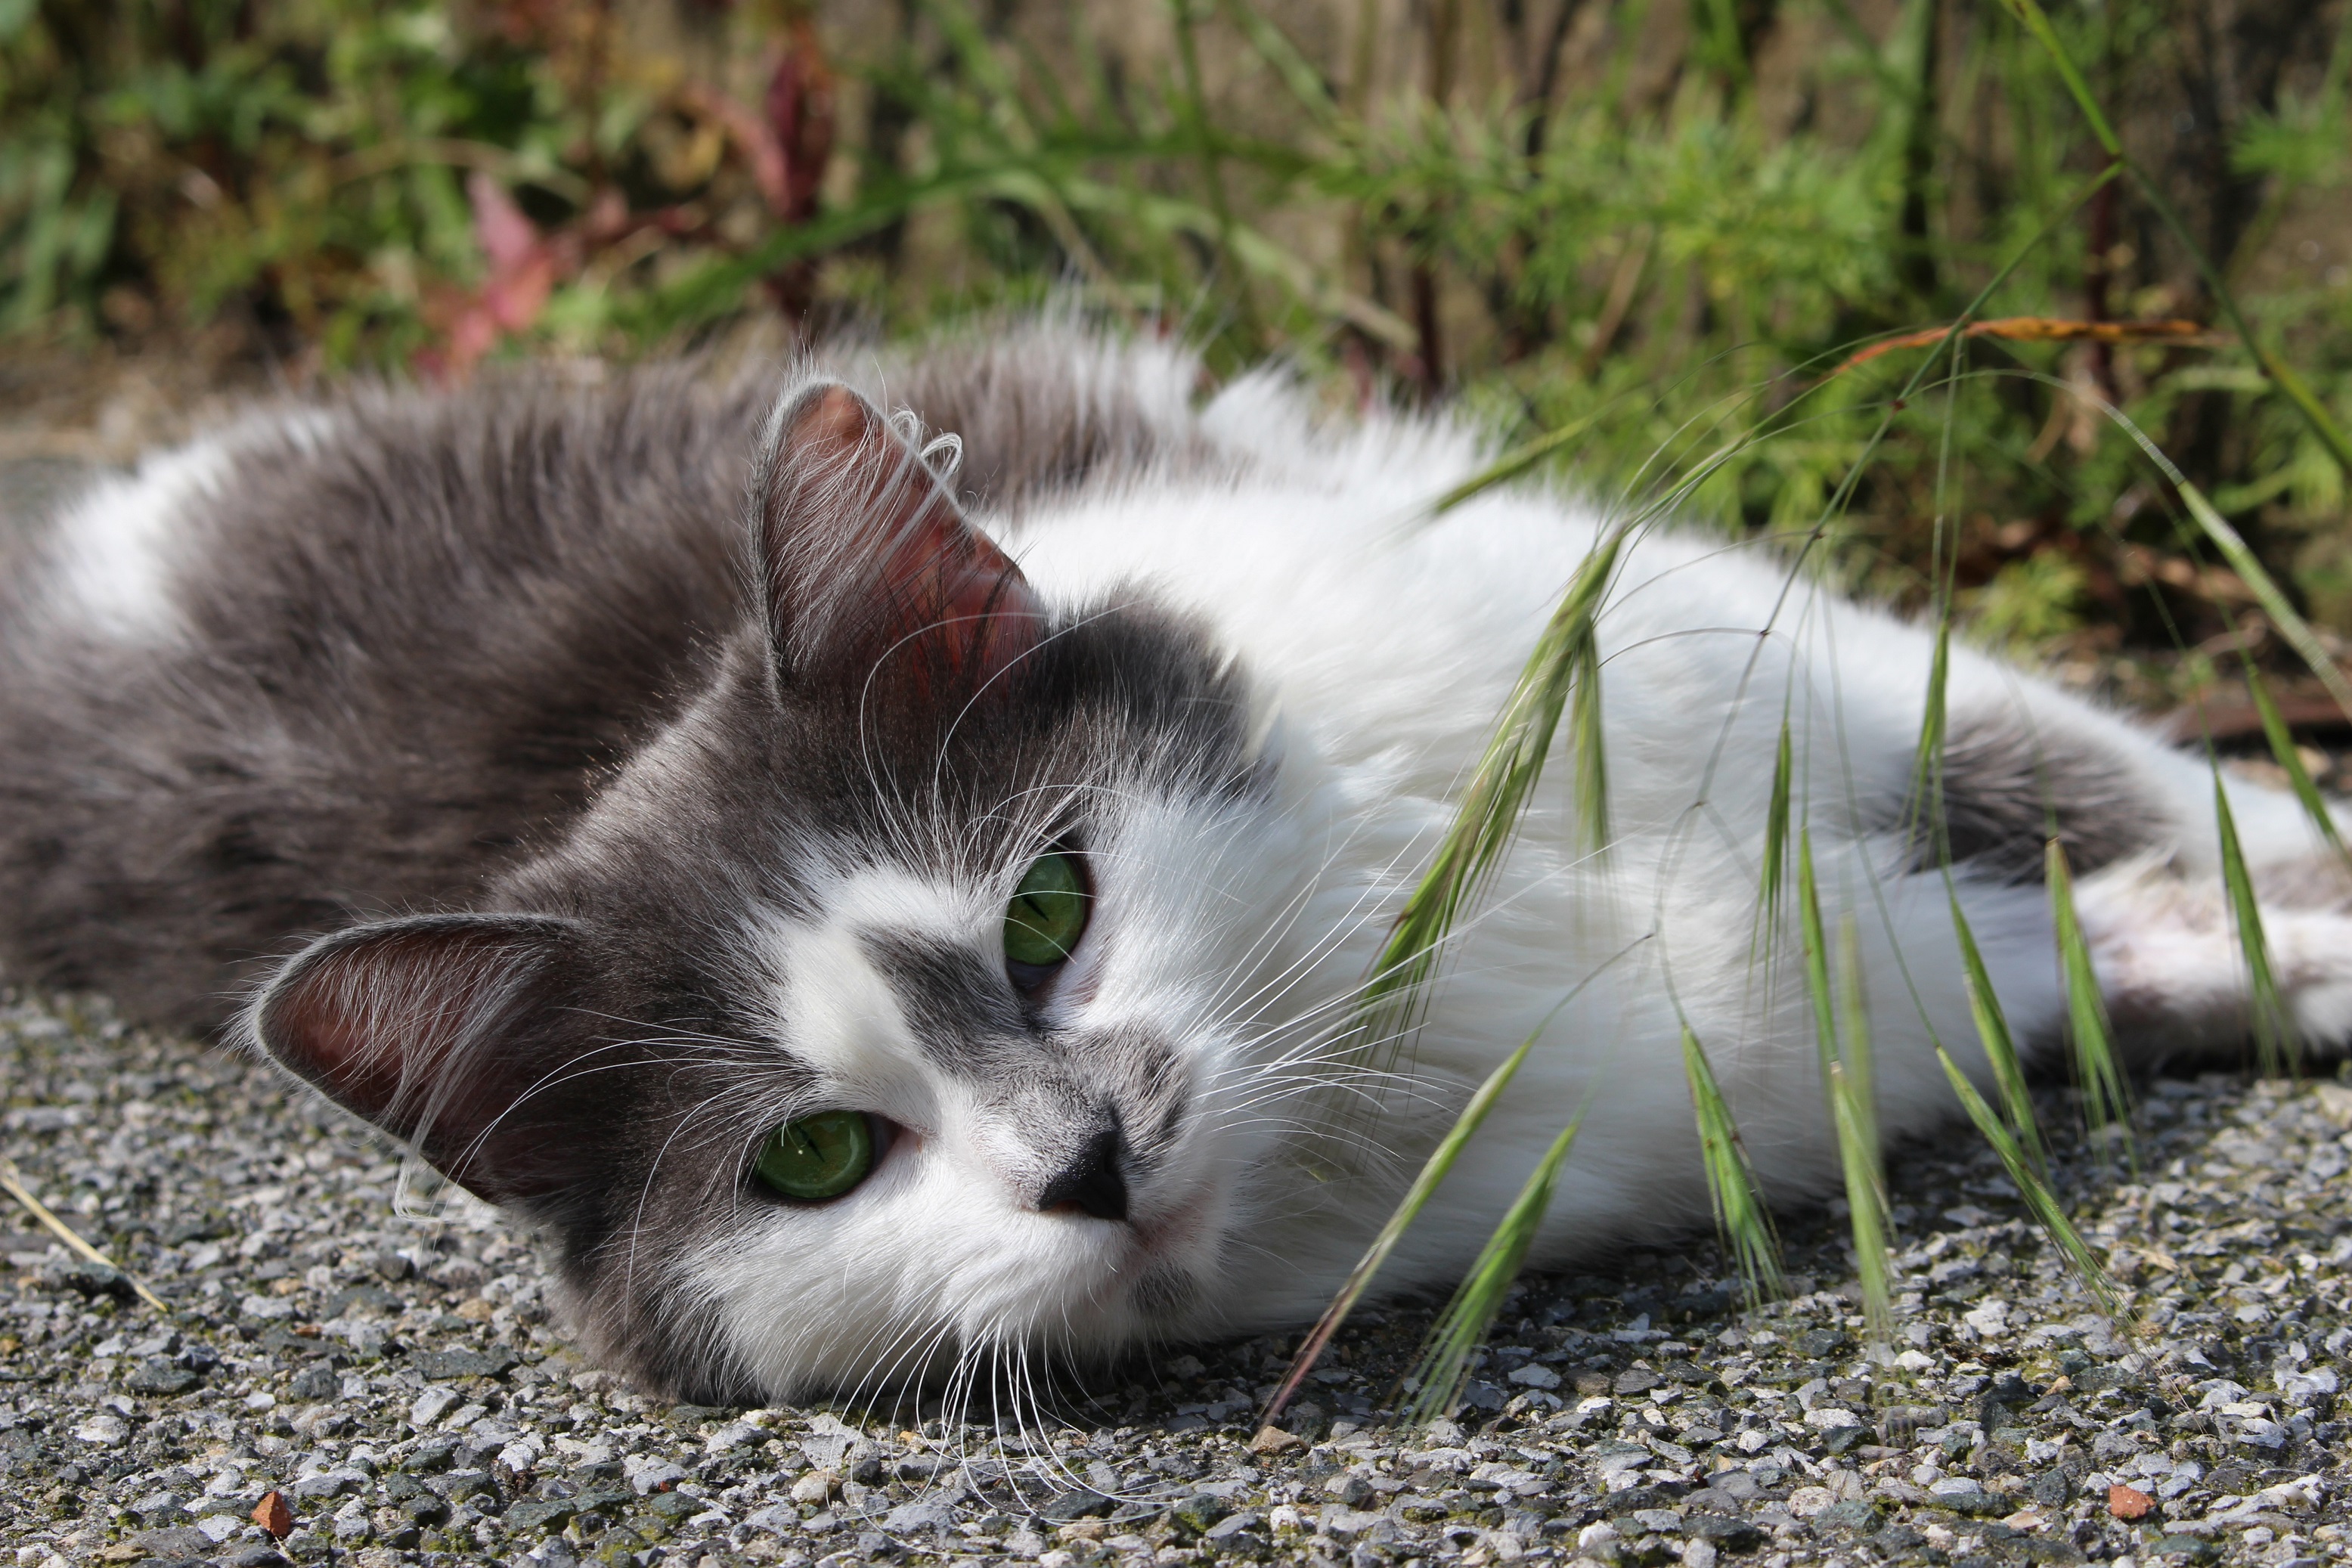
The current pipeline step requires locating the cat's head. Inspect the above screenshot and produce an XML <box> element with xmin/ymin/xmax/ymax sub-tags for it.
<box><xmin>240</xmin><ymin>381</ymin><xmax>1319</xmax><ymax>1402</ymax></box>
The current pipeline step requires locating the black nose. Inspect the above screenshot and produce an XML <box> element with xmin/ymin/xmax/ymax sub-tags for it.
<box><xmin>1036</xmin><ymin>1126</ymin><xmax>1129</xmax><ymax>1222</ymax></box>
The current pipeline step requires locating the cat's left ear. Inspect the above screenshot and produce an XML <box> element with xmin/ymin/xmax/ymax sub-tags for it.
<box><xmin>751</xmin><ymin>380</ymin><xmax>1045</xmax><ymax>701</ymax></box>
<box><xmin>243</xmin><ymin>913</ymin><xmax>603</xmax><ymax>1207</ymax></box>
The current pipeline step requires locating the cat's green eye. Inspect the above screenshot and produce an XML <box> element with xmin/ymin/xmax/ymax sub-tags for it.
<box><xmin>1004</xmin><ymin>851</ymin><xmax>1089</xmax><ymax>970</ymax></box>
<box><xmin>753</xmin><ymin>1111</ymin><xmax>875</xmax><ymax>1202</ymax></box>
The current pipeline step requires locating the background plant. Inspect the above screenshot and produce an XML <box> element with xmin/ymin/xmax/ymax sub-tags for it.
<box><xmin>10</xmin><ymin>0</ymin><xmax>2350</xmax><ymax>671</ymax></box>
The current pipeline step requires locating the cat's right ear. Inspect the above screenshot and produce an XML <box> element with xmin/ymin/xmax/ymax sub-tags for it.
<box><xmin>243</xmin><ymin>914</ymin><xmax>596</xmax><ymax>1207</ymax></box>
<box><xmin>751</xmin><ymin>380</ymin><xmax>1044</xmax><ymax>703</ymax></box>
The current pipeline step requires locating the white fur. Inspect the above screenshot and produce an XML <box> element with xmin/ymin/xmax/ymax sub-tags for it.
<box><xmin>36</xmin><ymin>439</ymin><xmax>228</xmax><ymax>645</ymax></box>
<box><xmin>691</xmin><ymin>360</ymin><xmax>2352</xmax><ymax>1393</ymax></box>
<box><xmin>29</xmin><ymin>411</ymin><xmax>342</xmax><ymax>647</ymax></box>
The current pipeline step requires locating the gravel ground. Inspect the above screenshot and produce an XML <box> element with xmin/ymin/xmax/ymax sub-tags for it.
<box><xmin>2</xmin><ymin>988</ymin><xmax>2349</xmax><ymax>1568</ymax></box>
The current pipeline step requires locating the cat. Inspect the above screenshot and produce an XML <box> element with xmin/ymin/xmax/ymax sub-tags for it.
<box><xmin>2</xmin><ymin>320</ymin><xmax>2347</xmax><ymax>1405</ymax></box>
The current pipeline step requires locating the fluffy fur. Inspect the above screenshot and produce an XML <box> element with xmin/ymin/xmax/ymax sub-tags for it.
<box><xmin>2</xmin><ymin>322</ymin><xmax>2347</xmax><ymax>1403</ymax></box>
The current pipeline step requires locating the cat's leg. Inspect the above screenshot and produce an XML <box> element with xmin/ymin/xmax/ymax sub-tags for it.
<box><xmin>2071</xmin><ymin>851</ymin><xmax>2352</xmax><ymax>1064</ymax></box>
<box><xmin>1928</xmin><ymin>674</ymin><xmax>2352</xmax><ymax>1068</ymax></box>
<box><xmin>2049</xmin><ymin>699</ymin><xmax>2352</xmax><ymax>1061</ymax></box>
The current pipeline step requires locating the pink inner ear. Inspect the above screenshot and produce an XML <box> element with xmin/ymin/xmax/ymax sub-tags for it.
<box><xmin>772</xmin><ymin>385</ymin><xmax>1045</xmax><ymax>697</ymax></box>
<box><xmin>259</xmin><ymin>923</ymin><xmax>549</xmax><ymax>1177</ymax></box>
<box><xmin>872</xmin><ymin>478</ymin><xmax>1040</xmax><ymax>688</ymax></box>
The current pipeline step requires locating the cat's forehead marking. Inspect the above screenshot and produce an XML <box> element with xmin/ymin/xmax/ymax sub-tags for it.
<box><xmin>857</xmin><ymin>931</ymin><xmax>1027</xmax><ymax>1072</ymax></box>
<box><xmin>814</xmin><ymin>858</ymin><xmax>984</xmax><ymax>944</ymax></box>
<box><xmin>760</xmin><ymin>860</ymin><xmax>990</xmax><ymax>1080</ymax></box>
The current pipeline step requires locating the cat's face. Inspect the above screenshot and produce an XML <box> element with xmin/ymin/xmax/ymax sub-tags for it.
<box><xmin>243</xmin><ymin>384</ymin><xmax>1320</xmax><ymax>1401</ymax></box>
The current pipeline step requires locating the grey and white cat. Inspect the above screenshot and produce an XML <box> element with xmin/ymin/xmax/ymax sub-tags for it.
<box><xmin>3</xmin><ymin>322</ymin><xmax>2347</xmax><ymax>1403</ymax></box>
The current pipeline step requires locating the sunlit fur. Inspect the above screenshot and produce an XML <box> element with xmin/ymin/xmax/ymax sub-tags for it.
<box><xmin>7</xmin><ymin>323</ymin><xmax>2352</xmax><ymax>1414</ymax></box>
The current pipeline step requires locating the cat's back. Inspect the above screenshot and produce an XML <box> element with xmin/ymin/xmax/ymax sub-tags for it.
<box><xmin>0</xmin><ymin>365</ymin><xmax>770</xmax><ymax>1032</ymax></box>
<box><xmin>23</xmin><ymin>367</ymin><xmax>763</xmax><ymax>674</ymax></box>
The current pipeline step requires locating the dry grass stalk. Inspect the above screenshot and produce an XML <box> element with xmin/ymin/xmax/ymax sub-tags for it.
<box><xmin>0</xmin><ymin>1155</ymin><xmax>170</xmax><ymax>1312</ymax></box>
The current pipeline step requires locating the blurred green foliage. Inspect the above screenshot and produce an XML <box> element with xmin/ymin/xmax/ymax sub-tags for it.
<box><xmin>6</xmin><ymin>0</ymin><xmax>2352</xmax><ymax>676</ymax></box>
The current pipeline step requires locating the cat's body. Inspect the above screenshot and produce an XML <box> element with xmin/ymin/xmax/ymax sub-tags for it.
<box><xmin>4</xmin><ymin>323</ymin><xmax>2347</xmax><ymax>1402</ymax></box>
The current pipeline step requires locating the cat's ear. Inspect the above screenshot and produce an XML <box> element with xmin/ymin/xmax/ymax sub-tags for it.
<box><xmin>752</xmin><ymin>380</ymin><xmax>1044</xmax><ymax>699</ymax></box>
<box><xmin>244</xmin><ymin>914</ymin><xmax>595</xmax><ymax>1206</ymax></box>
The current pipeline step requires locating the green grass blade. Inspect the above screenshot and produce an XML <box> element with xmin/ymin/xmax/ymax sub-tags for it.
<box><xmin>1357</xmin><ymin>523</ymin><xmax>1630</xmax><ymax>1049</ymax></box>
<box><xmin>1837</xmin><ymin>917</ymin><xmax>1881</xmax><ymax>1170</ymax></box>
<box><xmin>1269</xmin><ymin>945</ymin><xmax>1644</xmax><ymax>1431</ymax></box>
<box><xmin>2214</xmin><ymin>779</ymin><xmax>2298</xmax><ymax>1078</ymax></box>
<box><xmin>1405</xmin><ymin>1102</ymin><xmax>1589</xmax><ymax>1421</ymax></box>
<box><xmin>1420</xmin><ymin>410</ymin><xmax>1610</xmax><ymax>520</ymax></box>
<box><xmin>2171</xmin><ymin>477</ymin><xmax>2352</xmax><ymax>730</ymax></box>
<box><xmin>1813</xmin><ymin>0</ymin><xmax>1926</xmax><ymax>107</ymax></box>
<box><xmin>1832</xmin><ymin>916</ymin><xmax>1892</xmax><ymax>1351</ymax></box>
<box><xmin>1948</xmin><ymin>894</ymin><xmax>2049</xmax><ymax>1175</ymax></box>
<box><xmin>1796</xmin><ymin>838</ymin><xmax>1891</xmax><ymax>1351</ymax></box>
<box><xmin>2244</xmin><ymin>663</ymin><xmax>2348</xmax><ymax>864</ymax></box>
<box><xmin>2123</xmin><ymin>161</ymin><xmax>2352</xmax><ymax>482</ymax></box>
<box><xmin>1932</xmin><ymin>1041</ymin><xmax>2121</xmax><ymax>1316</ymax></box>
<box><xmin>2074</xmin><ymin>393</ymin><xmax>2352</xmax><ymax>732</ymax></box>
<box><xmin>1260</xmin><ymin>1030</ymin><xmax>1539</xmax><ymax>1428</ymax></box>
<box><xmin>1169</xmin><ymin>0</ymin><xmax>1261</xmax><ymax>351</ymax></box>
<box><xmin>1213</xmin><ymin>0</ymin><xmax>1339</xmax><ymax>126</ymax></box>
<box><xmin>1828</xmin><ymin>1058</ymin><xmax>1893</xmax><ymax>1353</ymax></box>
<box><xmin>1991</xmin><ymin>0</ymin><xmax>2120</xmax><ymax>155</ymax></box>
<box><xmin>2046</xmin><ymin>839</ymin><xmax>2134</xmax><ymax>1154</ymax></box>
<box><xmin>1797</xmin><ymin>829</ymin><xmax>1837</xmax><ymax>1076</ymax></box>
<box><xmin>1752</xmin><ymin>714</ymin><xmax>1795</xmax><ymax>963</ymax></box>
<box><xmin>1784</xmin><ymin>159</ymin><xmax>2122</xmax><ymax>565</ymax></box>
<box><xmin>1570</xmin><ymin>634</ymin><xmax>1610</xmax><ymax>858</ymax></box>
<box><xmin>2230</xmin><ymin>346</ymin><xmax>2352</xmax><ymax>487</ymax></box>
<box><xmin>1681</xmin><ymin>1026</ymin><xmax>1786</xmax><ymax>1307</ymax></box>
<box><xmin>1909</xmin><ymin>618</ymin><xmax>1951</xmax><ymax>865</ymax></box>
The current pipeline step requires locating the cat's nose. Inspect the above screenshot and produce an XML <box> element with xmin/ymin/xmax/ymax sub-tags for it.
<box><xmin>1035</xmin><ymin>1125</ymin><xmax>1129</xmax><ymax>1222</ymax></box>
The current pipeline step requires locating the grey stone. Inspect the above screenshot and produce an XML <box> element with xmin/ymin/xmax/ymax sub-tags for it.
<box><xmin>133</xmin><ymin>1526</ymin><xmax>215</xmax><ymax>1558</ymax></box>
<box><xmin>1810</xmin><ymin>1498</ymin><xmax>1879</xmax><ymax>1534</ymax></box>
<box><xmin>410</xmin><ymin>1346</ymin><xmax>519</xmax><ymax>1380</ymax></box>
<box><xmin>881</xmin><ymin>1491</ymin><xmax>962</xmax><ymax>1532</ymax></box>
<box><xmin>1038</xmin><ymin>1487</ymin><xmax>1114</xmax><ymax>1521</ymax></box>
<box><xmin>1171</xmin><ymin>1492</ymin><xmax>1232</xmax><ymax>1534</ymax></box>
<box><xmin>125</xmin><ymin>1356</ymin><xmax>200</xmax><ymax>1396</ymax></box>
<box><xmin>291</xmin><ymin>1470</ymin><xmax>364</xmax><ymax>1501</ymax></box>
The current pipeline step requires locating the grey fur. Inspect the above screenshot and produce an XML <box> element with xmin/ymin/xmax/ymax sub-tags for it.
<box><xmin>1911</xmin><ymin>708</ymin><xmax>2161</xmax><ymax>880</ymax></box>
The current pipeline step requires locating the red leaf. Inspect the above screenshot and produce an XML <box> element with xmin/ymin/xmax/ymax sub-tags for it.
<box><xmin>418</xmin><ymin>175</ymin><xmax>568</xmax><ymax>385</ymax></box>
<box><xmin>764</xmin><ymin>20</ymin><xmax>835</xmax><ymax>225</ymax></box>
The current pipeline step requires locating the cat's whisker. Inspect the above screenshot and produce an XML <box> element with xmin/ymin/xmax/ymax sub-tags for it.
<box><xmin>1209</xmin><ymin>1061</ymin><xmax>1427</xmax><ymax>1102</ymax></box>
<box><xmin>416</xmin><ymin>1039</ymin><xmax>656</xmax><ymax>1188</ymax></box>
<box><xmin>1012</xmin><ymin>1339</ymin><xmax>1099</xmax><ymax>1502</ymax></box>
<box><xmin>1140</xmin><ymin>816</ymin><xmax>1400</xmax><ymax>1012</ymax></box>
<box><xmin>1191</xmin><ymin>812</ymin><xmax>1436</xmax><ymax>1018</ymax></box>
<box><xmin>1208</xmin><ymin>1052</ymin><xmax>1427</xmax><ymax>1105</ymax></box>
<box><xmin>840</xmin><ymin>1309</ymin><xmax>953</xmax><ymax>1425</ymax></box>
